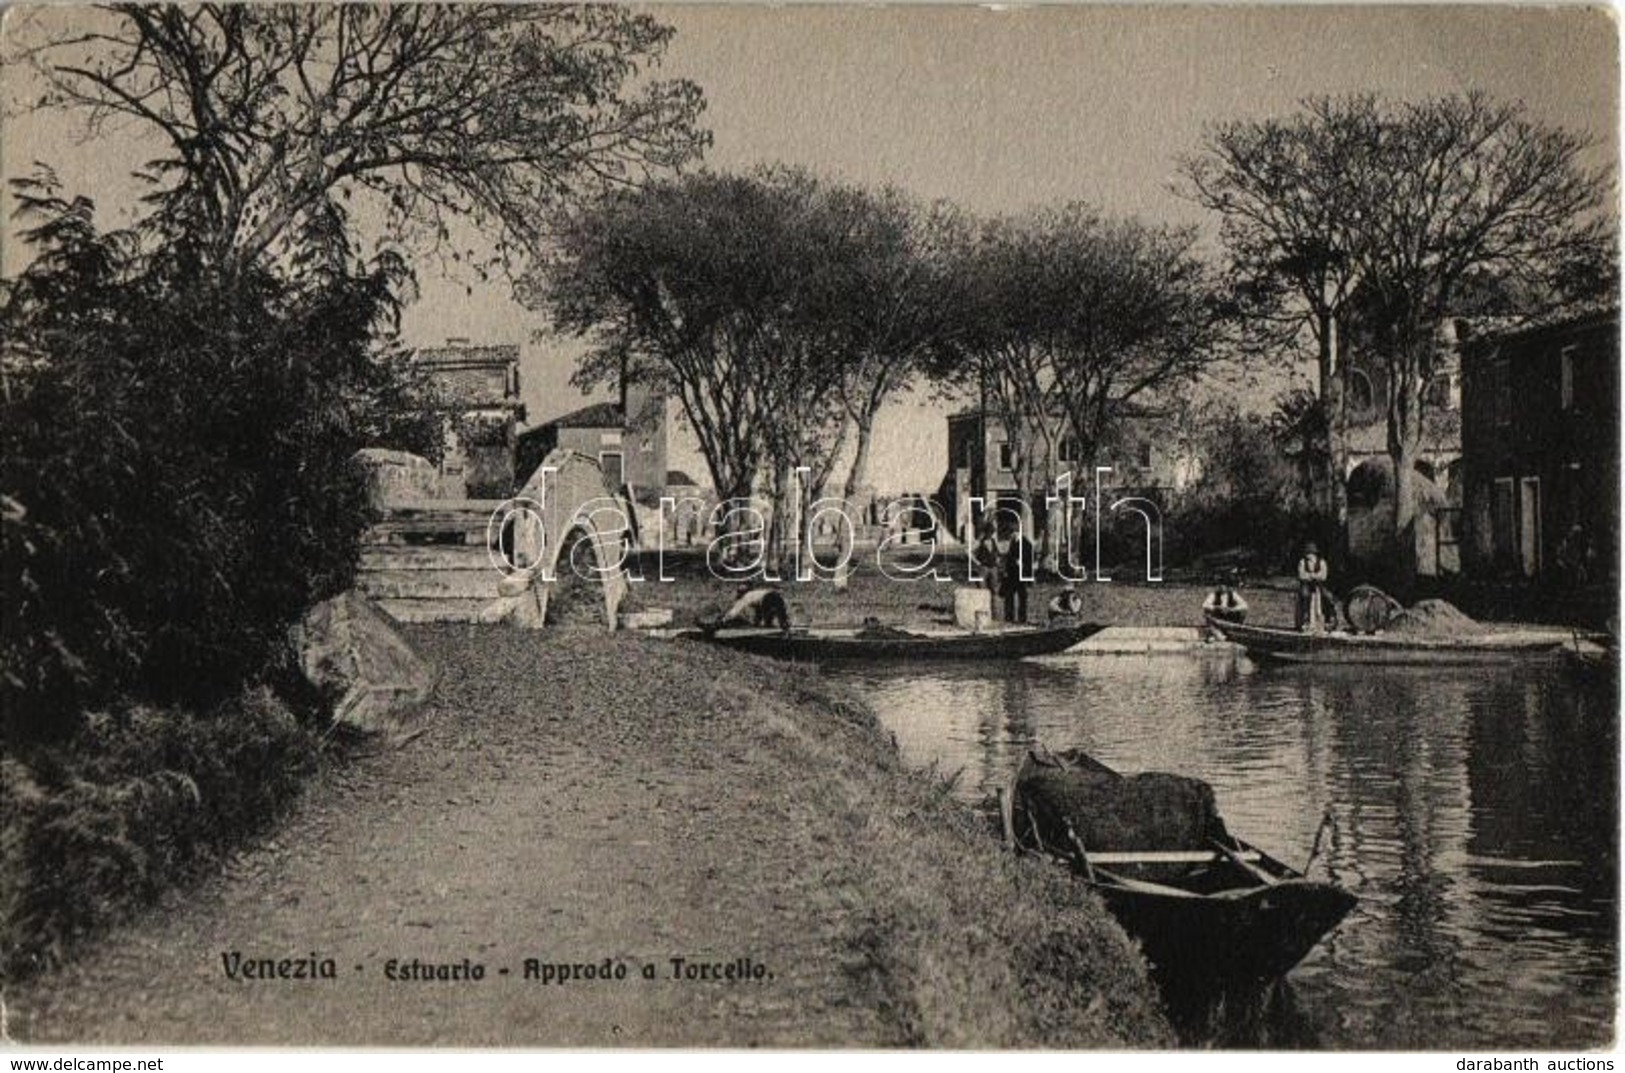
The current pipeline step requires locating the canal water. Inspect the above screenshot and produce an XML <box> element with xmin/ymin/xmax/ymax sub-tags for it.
<box><xmin>828</xmin><ymin>652</ymin><xmax>1618</xmax><ymax>1048</ymax></box>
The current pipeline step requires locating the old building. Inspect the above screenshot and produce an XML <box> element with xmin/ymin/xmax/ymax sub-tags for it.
<box><xmin>1458</xmin><ymin>306</ymin><xmax>1619</xmax><ymax>584</ymax></box>
<box><xmin>414</xmin><ymin>340</ymin><xmax>524</xmax><ymax>500</ymax></box>
<box><xmin>516</xmin><ymin>382</ymin><xmax>669</xmax><ymax>496</ymax></box>
<box><xmin>1339</xmin><ymin>323</ymin><xmax>1464</xmax><ymax>575</ymax></box>
<box><xmin>938</xmin><ymin>404</ymin><xmax>1194</xmax><ymax>541</ymax></box>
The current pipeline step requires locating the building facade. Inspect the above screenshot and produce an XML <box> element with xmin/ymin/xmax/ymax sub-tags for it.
<box><xmin>414</xmin><ymin>340</ymin><xmax>524</xmax><ymax>500</ymax></box>
<box><xmin>938</xmin><ymin>405</ymin><xmax>1193</xmax><ymax>541</ymax></box>
<box><xmin>1458</xmin><ymin>307</ymin><xmax>1619</xmax><ymax>584</ymax></box>
<box><xmin>515</xmin><ymin>382</ymin><xmax>669</xmax><ymax>496</ymax></box>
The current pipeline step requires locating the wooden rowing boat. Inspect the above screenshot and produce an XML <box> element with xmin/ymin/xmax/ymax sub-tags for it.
<box><xmin>1208</xmin><ymin>616</ymin><xmax>1568</xmax><ymax>665</ymax></box>
<box><xmin>1004</xmin><ymin>748</ymin><xmax>1356</xmax><ymax>987</ymax></box>
<box><xmin>682</xmin><ymin>621</ymin><xmax>1104</xmax><ymax>661</ymax></box>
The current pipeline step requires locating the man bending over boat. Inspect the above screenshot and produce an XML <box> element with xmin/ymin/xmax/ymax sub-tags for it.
<box><xmin>709</xmin><ymin>583</ymin><xmax>792</xmax><ymax>633</ymax></box>
<box><xmin>1048</xmin><ymin>584</ymin><xmax>1085</xmax><ymax>623</ymax></box>
<box><xmin>1202</xmin><ymin>576</ymin><xmax>1249</xmax><ymax>624</ymax></box>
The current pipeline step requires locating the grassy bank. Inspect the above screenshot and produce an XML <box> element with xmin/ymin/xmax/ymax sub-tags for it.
<box><xmin>397</xmin><ymin>625</ymin><xmax>1175</xmax><ymax>1046</ymax></box>
<box><xmin>1</xmin><ymin>687</ymin><xmax>322</xmax><ymax>981</ymax></box>
<box><xmin>651</xmin><ymin>642</ymin><xmax>1177</xmax><ymax>1045</ymax></box>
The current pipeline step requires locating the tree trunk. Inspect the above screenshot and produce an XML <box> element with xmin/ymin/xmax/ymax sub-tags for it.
<box><xmin>843</xmin><ymin>413</ymin><xmax>875</xmax><ymax>506</ymax></box>
<box><xmin>1315</xmin><ymin>312</ymin><xmax>1337</xmax><ymax>517</ymax></box>
<box><xmin>1387</xmin><ymin>338</ymin><xmax>1426</xmax><ymax>595</ymax></box>
<box><xmin>832</xmin><ymin>413</ymin><xmax>876</xmax><ymax>589</ymax></box>
<box><xmin>1321</xmin><ymin>312</ymin><xmax>1352</xmax><ymax>569</ymax></box>
<box><xmin>768</xmin><ymin>462</ymin><xmax>795</xmax><ymax>578</ymax></box>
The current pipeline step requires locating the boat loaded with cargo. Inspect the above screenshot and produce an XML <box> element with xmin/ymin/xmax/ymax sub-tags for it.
<box><xmin>1208</xmin><ymin>617</ymin><xmax>1569</xmax><ymax>665</ymax></box>
<box><xmin>1001</xmin><ymin>747</ymin><xmax>1357</xmax><ymax>989</ymax></box>
<box><xmin>1208</xmin><ymin>594</ymin><xmax>1570</xmax><ymax>665</ymax></box>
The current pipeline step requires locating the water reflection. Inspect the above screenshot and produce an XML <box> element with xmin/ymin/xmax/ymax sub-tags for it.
<box><xmin>830</xmin><ymin>655</ymin><xmax>1617</xmax><ymax>1048</ymax></box>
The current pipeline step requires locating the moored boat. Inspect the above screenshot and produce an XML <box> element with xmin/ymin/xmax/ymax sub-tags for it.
<box><xmin>1208</xmin><ymin>616</ymin><xmax>1568</xmax><ymax>665</ymax></box>
<box><xmin>1003</xmin><ymin>748</ymin><xmax>1356</xmax><ymax>988</ymax></box>
<box><xmin>1563</xmin><ymin>633</ymin><xmax>1617</xmax><ymax>683</ymax></box>
<box><xmin>683</xmin><ymin>621</ymin><xmax>1104</xmax><ymax>661</ymax></box>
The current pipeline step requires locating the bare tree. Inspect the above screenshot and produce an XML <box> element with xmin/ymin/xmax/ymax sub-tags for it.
<box><xmin>811</xmin><ymin>188</ymin><xmax>966</xmax><ymax>506</ymax></box>
<box><xmin>540</xmin><ymin>173</ymin><xmax>768</xmax><ymax>511</ymax></box>
<box><xmin>1181</xmin><ymin>97</ymin><xmax>1380</xmax><ymax>545</ymax></box>
<box><xmin>936</xmin><ymin>210</ymin><xmax>1072</xmax><ymax>539</ymax></box>
<box><xmin>1345</xmin><ymin>93</ymin><xmax>1612</xmax><ymax>579</ymax></box>
<box><xmin>1187</xmin><ymin>92</ymin><xmax>1613</xmax><ymax>581</ymax></box>
<box><xmin>937</xmin><ymin>205</ymin><xmax>1229</xmax><ymax>564</ymax></box>
<box><xmin>18</xmin><ymin>4</ymin><xmax>710</xmax><ymax>276</ymax></box>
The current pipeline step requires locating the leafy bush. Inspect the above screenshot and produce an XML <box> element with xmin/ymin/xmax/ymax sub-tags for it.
<box><xmin>0</xmin><ymin>180</ymin><xmax>435</xmax><ymax>743</ymax></box>
<box><xmin>1163</xmin><ymin>404</ymin><xmax>1319</xmax><ymax>573</ymax></box>
<box><xmin>1</xmin><ymin>688</ymin><xmax>318</xmax><ymax>979</ymax></box>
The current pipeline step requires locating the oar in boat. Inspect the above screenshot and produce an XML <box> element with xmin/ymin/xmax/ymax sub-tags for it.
<box><xmin>1063</xmin><ymin>821</ymin><xmax>1097</xmax><ymax>883</ymax></box>
<box><xmin>1303</xmin><ymin>806</ymin><xmax>1336</xmax><ymax>874</ymax></box>
<box><xmin>1212</xmin><ymin>836</ymin><xmax>1278</xmax><ymax>886</ymax></box>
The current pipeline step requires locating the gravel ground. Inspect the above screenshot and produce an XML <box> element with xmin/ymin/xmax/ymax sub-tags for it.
<box><xmin>9</xmin><ymin>626</ymin><xmax>1170</xmax><ymax>1048</ymax></box>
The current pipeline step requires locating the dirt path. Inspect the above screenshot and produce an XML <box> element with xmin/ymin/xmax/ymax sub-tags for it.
<box><xmin>10</xmin><ymin>626</ymin><xmax>1168</xmax><ymax>1048</ymax></box>
<box><xmin>10</xmin><ymin>629</ymin><xmax>894</xmax><ymax>1046</ymax></box>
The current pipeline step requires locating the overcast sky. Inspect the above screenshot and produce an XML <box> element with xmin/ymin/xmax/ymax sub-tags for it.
<box><xmin>2</xmin><ymin>4</ymin><xmax>1617</xmax><ymax>492</ymax></box>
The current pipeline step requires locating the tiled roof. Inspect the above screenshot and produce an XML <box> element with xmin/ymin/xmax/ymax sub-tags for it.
<box><xmin>1460</xmin><ymin>302</ymin><xmax>1619</xmax><ymax>349</ymax></box>
<box><xmin>546</xmin><ymin>401</ymin><xmax>624</xmax><ymax>430</ymax></box>
<box><xmin>948</xmin><ymin>401</ymin><xmax>1174</xmax><ymax>422</ymax></box>
<box><xmin>414</xmin><ymin>344</ymin><xmax>520</xmax><ymax>366</ymax></box>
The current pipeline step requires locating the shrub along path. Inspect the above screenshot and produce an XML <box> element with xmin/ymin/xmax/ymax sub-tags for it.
<box><xmin>10</xmin><ymin>627</ymin><xmax>1169</xmax><ymax>1047</ymax></box>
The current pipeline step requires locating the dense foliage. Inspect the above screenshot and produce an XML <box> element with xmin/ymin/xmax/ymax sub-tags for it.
<box><xmin>0</xmin><ymin>181</ymin><xmax>431</xmax><ymax>744</ymax></box>
<box><xmin>538</xmin><ymin>168</ymin><xmax>960</xmax><ymax>565</ymax></box>
<box><xmin>1</xmin><ymin>689</ymin><xmax>316</xmax><ymax>977</ymax></box>
<box><xmin>1163</xmin><ymin>402</ymin><xmax>1319</xmax><ymax>574</ymax></box>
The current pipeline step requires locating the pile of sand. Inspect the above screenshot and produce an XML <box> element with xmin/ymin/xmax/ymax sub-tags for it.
<box><xmin>1384</xmin><ymin>598</ymin><xmax>1486</xmax><ymax>638</ymax></box>
<box><xmin>1017</xmin><ymin>761</ymin><xmax>1228</xmax><ymax>853</ymax></box>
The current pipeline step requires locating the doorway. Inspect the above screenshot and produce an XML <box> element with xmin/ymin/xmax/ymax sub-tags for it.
<box><xmin>600</xmin><ymin>450</ymin><xmax>624</xmax><ymax>492</ymax></box>
<box><xmin>1518</xmin><ymin>476</ymin><xmax>1541</xmax><ymax>578</ymax></box>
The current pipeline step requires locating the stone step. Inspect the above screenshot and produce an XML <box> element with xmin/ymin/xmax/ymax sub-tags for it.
<box><xmin>382</xmin><ymin>498</ymin><xmax>510</xmax><ymax>513</ymax></box>
<box><xmin>363</xmin><ymin>523</ymin><xmax>486</xmax><ymax>545</ymax></box>
<box><xmin>374</xmin><ymin>596</ymin><xmax>493</xmax><ymax>624</ymax></box>
<box><xmin>362</xmin><ymin>505</ymin><xmax>506</xmax><ymax>545</ymax></box>
<box><xmin>357</xmin><ymin>568</ymin><xmax>501</xmax><ymax>600</ymax></box>
<box><xmin>360</xmin><ymin>501</ymin><xmax>545</xmax><ymax>623</ymax></box>
<box><xmin>360</xmin><ymin>545</ymin><xmax>495</xmax><ymax>570</ymax></box>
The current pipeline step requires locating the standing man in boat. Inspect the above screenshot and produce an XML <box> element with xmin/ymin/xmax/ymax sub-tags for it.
<box><xmin>999</xmin><ymin>514</ymin><xmax>1035</xmax><ymax>625</ymax></box>
<box><xmin>1295</xmin><ymin>540</ymin><xmax>1332</xmax><ymax>631</ymax></box>
<box><xmin>974</xmin><ymin>520</ymin><xmax>1005</xmax><ymax>619</ymax></box>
